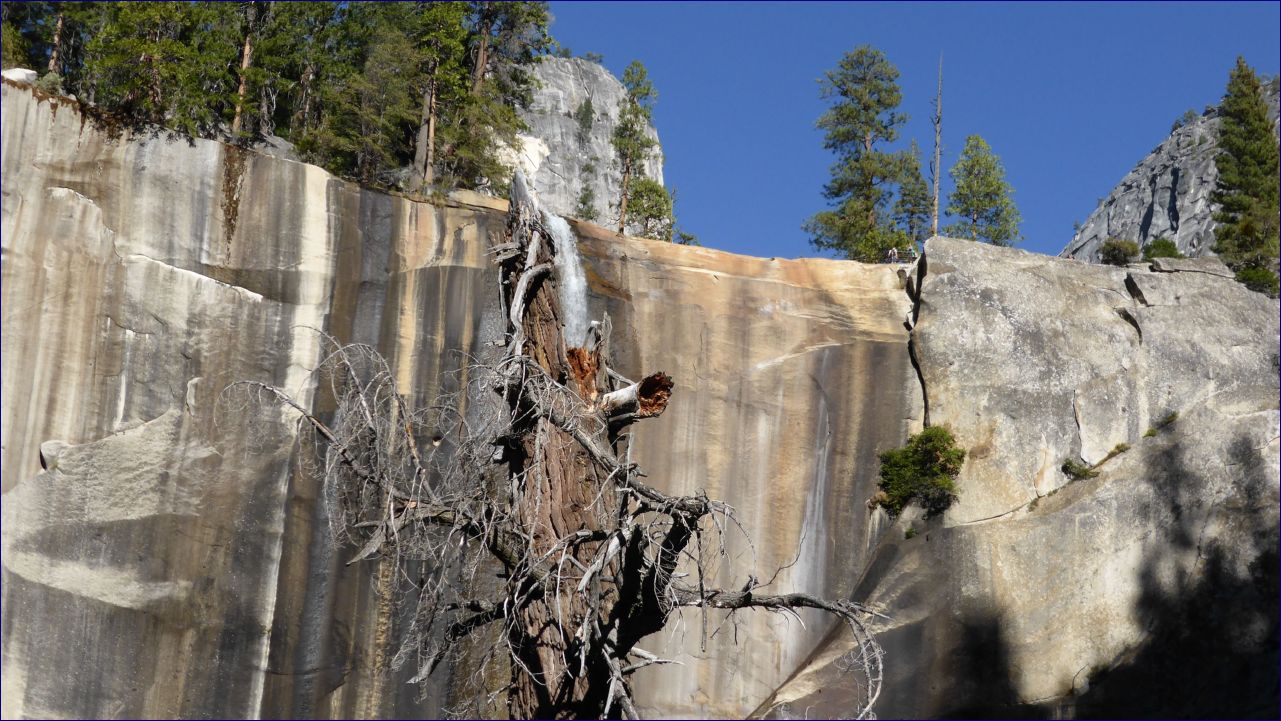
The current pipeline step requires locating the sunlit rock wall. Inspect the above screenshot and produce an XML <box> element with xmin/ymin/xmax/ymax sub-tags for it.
<box><xmin>1</xmin><ymin>82</ymin><xmax>916</xmax><ymax>719</ymax></box>
<box><xmin>758</xmin><ymin>238</ymin><xmax>1280</xmax><ymax>719</ymax></box>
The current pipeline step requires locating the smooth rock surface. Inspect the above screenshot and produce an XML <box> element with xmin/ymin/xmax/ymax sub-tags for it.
<box><xmin>914</xmin><ymin>236</ymin><xmax>1276</xmax><ymax>523</ymax></box>
<box><xmin>1</xmin><ymin>82</ymin><xmax>913</xmax><ymax>719</ymax></box>
<box><xmin>513</xmin><ymin>57</ymin><xmax>664</xmax><ymax>233</ymax></box>
<box><xmin>1061</xmin><ymin>83</ymin><xmax>1279</xmax><ymax>262</ymax></box>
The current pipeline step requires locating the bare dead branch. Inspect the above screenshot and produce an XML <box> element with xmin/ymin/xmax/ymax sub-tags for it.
<box><xmin>227</xmin><ymin>172</ymin><xmax>883</xmax><ymax>720</ymax></box>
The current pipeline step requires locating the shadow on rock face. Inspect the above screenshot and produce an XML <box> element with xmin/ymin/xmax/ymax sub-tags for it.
<box><xmin>1071</xmin><ymin>436</ymin><xmax>1280</xmax><ymax>719</ymax></box>
<box><xmin>939</xmin><ymin>611</ymin><xmax>1051</xmax><ymax>720</ymax></box>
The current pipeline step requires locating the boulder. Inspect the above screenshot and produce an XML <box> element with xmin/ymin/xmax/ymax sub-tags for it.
<box><xmin>2</xmin><ymin>67</ymin><xmax>38</xmax><ymax>84</ymax></box>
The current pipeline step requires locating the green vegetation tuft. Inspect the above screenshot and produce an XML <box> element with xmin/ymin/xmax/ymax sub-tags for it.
<box><xmin>1099</xmin><ymin>238</ymin><xmax>1140</xmax><ymax>266</ymax></box>
<box><xmin>574</xmin><ymin>97</ymin><xmax>594</xmax><ymax>145</ymax></box>
<box><xmin>1171</xmin><ymin>108</ymin><xmax>1199</xmax><ymax>133</ymax></box>
<box><xmin>1142</xmin><ymin>236</ymin><xmax>1184</xmax><ymax>261</ymax></box>
<box><xmin>1100</xmin><ymin>442</ymin><xmax>1131</xmax><ymax>464</ymax></box>
<box><xmin>876</xmin><ymin>426</ymin><xmax>965</xmax><ymax>517</ymax></box>
<box><xmin>34</xmin><ymin>71</ymin><xmax>64</xmax><ymax>95</ymax></box>
<box><xmin>1061</xmin><ymin>458</ymin><xmax>1098</xmax><ymax>481</ymax></box>
<box><xmin>1235</xmin><ymin>267</ymin><xmax>1280</xmax><ymax>297</ymax></box>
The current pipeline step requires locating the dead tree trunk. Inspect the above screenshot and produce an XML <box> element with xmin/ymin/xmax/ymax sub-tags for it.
<box><xmin>501</xmin><ymin>186</ymin><xmax>621</xmax><ymax>716</ymax></box>
<box><xmin>231</xmin><ymin>2</ymin><xmax>262</xmax><ymax>138</ymax></box>
<box><xmin>233</xmin><ymin>173</ymin><xmax>882</xmax><ymax>720</ymax></box>
<box><xmin>47</xmin><ymin>10</ymin><xmax>64</xmax><ymax>74</ymax></box>
<box><xmin>413</xmin><ymin>71</ymin><xmax>439</xmax><ymax>189</ymax></box>
<box><xmin>931</xmin><ymin>55</ymin><xmax>943</xmax><ymax>237</ymax></box>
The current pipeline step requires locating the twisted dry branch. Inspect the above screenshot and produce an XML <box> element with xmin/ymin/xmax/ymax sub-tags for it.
<box><xmin>224</xmin><ymin>174</ymin><xmax>883</xmax><ymax>719</ymax></box>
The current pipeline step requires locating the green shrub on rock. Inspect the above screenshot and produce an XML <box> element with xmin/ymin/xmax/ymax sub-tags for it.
<box><xmin>1099</xmin><ymin>238</ymin><xmax>1140</xmax><ymax>266</ymax></box>
<box><xmin>877</xmin><ymin>426</ymin><xmax>965</xmax><ymax>517</ymax></box>
<box><xmin>1142</xmin><ymin>236</ymin><xmax>1185</xmax><ymax>261</ymax></box>
<box><xmin>1235</xmin><ymin>267</ymin><xmax>1280</xmax><ymax>297</ymax></box>
<box><xmin>1061</xmin><ymin>458</ymin><xmax>1098</xmax><ymax>480</ymax></box>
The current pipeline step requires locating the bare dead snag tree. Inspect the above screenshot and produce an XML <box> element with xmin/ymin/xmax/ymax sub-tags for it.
<box><xmin>229</xmin><ymin>173</ymin><xmax>882</xmax><ymax>719</ymax></box>
<box><xmin>930</xmin><ymin>54</ymin><xmax>943</xmax><ymax>238</ymax></box>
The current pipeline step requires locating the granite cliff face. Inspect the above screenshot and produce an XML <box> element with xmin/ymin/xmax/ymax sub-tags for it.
<box><xmin>1061</xmin><ymin>83</ymin><xmax>1279</xmax><ymax>262</ymax></box>
<box><xmin>509</xmin><ymin>56</ymin><xmax>664</xmax><ymax>233</ymax></box>
<box><xmin>760</xmin><ymin>238</ymin><xmax>1279</xmax><ymax>718</ymax></box>
<box><xmin>3</xmin><ymin>80</ymin><xmax>1277</xmax><ymax>720</ymax></box>
<box><xmin>1</xmin><ymin>82</ymin><xmax>908</xmax><ymax>719</ymax></box>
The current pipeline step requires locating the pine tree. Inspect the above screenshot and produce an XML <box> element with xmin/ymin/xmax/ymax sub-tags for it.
<box><xmin>804</xmin><ymin>45</ymin><xmax>909</xmax><ymax>262</ymax></box>
<box><xmin>1211</xmin><ymin>57</ymin><xmax>1280</xmax><ymax>296</ymax></box>
<box><xmin>409</xmin><ymin>2</ymin><xmax>469</xmax><ymax>189</ymax></box>
<box><xmin>895</xmin><ymin>141</ymin><xmax>932</xmax><ymax>245</ymax></box>
<box><xmin>81</xmin><ymin>2</ymin><xmax>241</xmax><ymax>138</ymax></box>
<box><xmin>611</xmin><ymin>60</ymin><xmax>657</xmax><ymax>233</ymax></box>
<box><xmin>253</xmin><ymin>2</ymin><xmax>351</xmax><ymax>142</ymax></box>
<box><xmin>626</xmin><ymin>177</ymin><xmax>673</xmax><ymax>240</ymax></box>
<box><xmin>307</xmin><ymin>6</ymin><xmax>420</xmax><ymax>185</ymax></box>
<box><xmin>435</xmin><ymin>1</ymin><xmax>550</xmax><ymax>191</ymax></box>
<box><xmin>945</xmin><ymin>134</ymin><xmax>1022</xmax><ymax>245</ymax></box>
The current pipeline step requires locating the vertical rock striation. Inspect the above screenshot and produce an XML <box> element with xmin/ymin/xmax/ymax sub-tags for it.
<box><xmin>1</xmin><ymin>82</ymin><xmax>914</xmax><ymax>719</ymax></box>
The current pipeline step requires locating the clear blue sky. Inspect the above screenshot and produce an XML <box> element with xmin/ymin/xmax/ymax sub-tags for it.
<box><xmin>548</xmin><ymin>1</ymin><xmax>1281</xmax><ymax>259</ymax></box>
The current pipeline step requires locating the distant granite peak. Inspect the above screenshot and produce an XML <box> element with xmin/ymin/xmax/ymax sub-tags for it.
<box><xmin>1061</xmin><ymin>82</ymin><xmax>1279</xmax><ymax>262</ymax></box>
<box><xmin>509</xmin><ymin>56</ymin><xmax>664</xmax><ymax>233</ymax></box>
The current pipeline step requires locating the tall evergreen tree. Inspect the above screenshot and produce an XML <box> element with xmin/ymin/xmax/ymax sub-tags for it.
<box><xmin>81</xmin><ymin>2</ymin><xmax>241</xmax><ymax>138</ymax></box>
<box><xmin>306</xmin><ymin>4</ymin><xmax>420</xmax><ymax>184</ymax></box>
<box><xmin>945</xmin><ymin>134</ymin><xmax>1022</xmax><ymax>245</ymax></box>
<box><xmin>896</xmin><ymin>141</ymin><xmax>932</xmax><ymax>244</ymax></box>
<box><xmin>409</xmin><ymin>2</ymin><xmax>468</xmax><ymax>189</ymax></box>
<box><xmin>804</xmin><ymin>45</ymin><xmax>909</xmax><ymax>262</ymax></box>
<box><xmin>1211</xmin><ymin>57</ymin><xmax>1280</xmax><ymax>296</ymax></box>
<box><xmin>434</xmin><ymin>0</ymin><xmax>550</xmax><ymax>191</ymax></box>
<box><xmin>611</xmin><ymin>59</ymin><xmax>657</xmax><ymax>233</ymax></box>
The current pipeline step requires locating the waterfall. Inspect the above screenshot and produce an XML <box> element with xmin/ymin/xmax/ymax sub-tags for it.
<box><xmin>510</xmin><ymin>171</ymin><xmax>590</xmax><ymax>349</ymax></box>
<box><xmin>541</xmin><ymin>210</ymin><xmax>590</xmax><ymax>348</ymax></box>
<box><xmin>865</xmin><ymin>505</ymin><xmax>890</xmax><ymax>552</ymax></box>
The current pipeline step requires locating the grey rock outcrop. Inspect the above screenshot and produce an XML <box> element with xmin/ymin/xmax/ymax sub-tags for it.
<box><xmin>1061</xmin><ymin>83</ymin><xmax>1279</xmax><ymax>262</ymax></box>
<box><xmin>510</xmin><ymin>56</ymin><xmax>664</xmax><ymax>233</ymax></box>
<box><xmin>760</xmin><ymin>237</ymin><xmax>1280</xmax><ymax>718</ymax></box>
